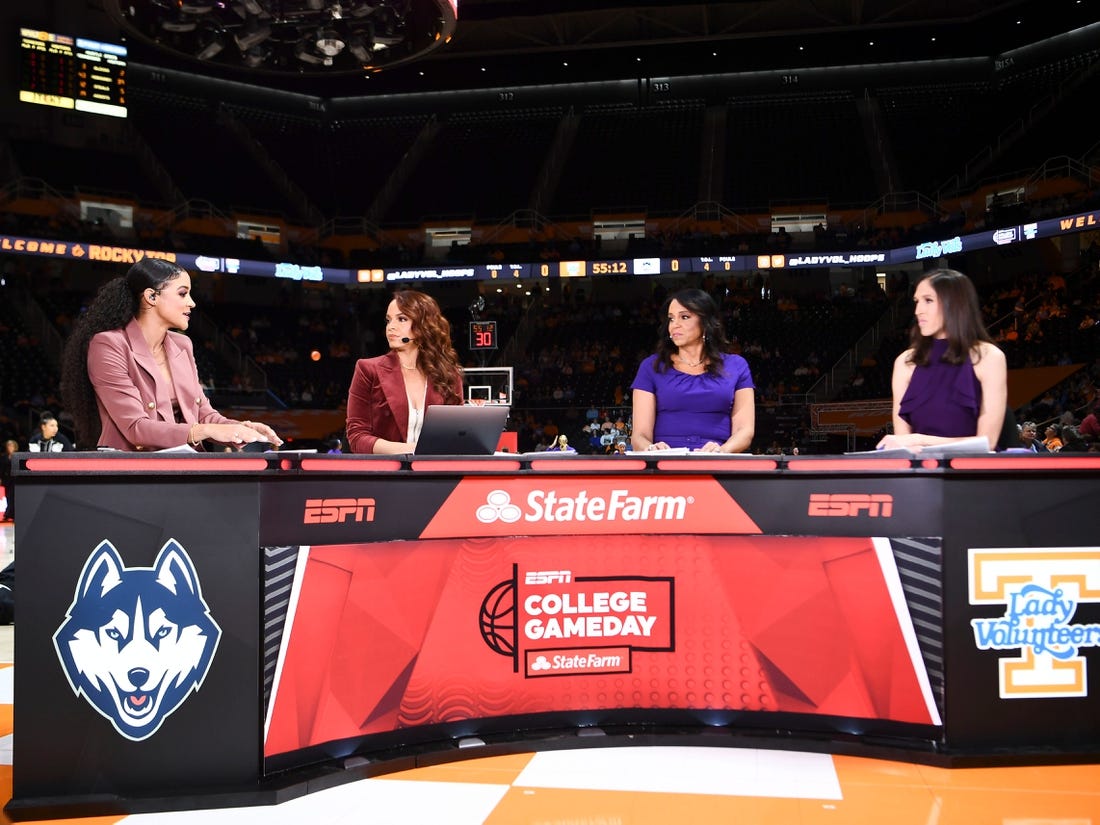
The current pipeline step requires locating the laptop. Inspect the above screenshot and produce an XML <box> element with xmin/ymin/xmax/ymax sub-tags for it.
<box><xmin>413</xmin><ymin>404</ymin><xmax>510</xmax><ymax>456</ymax></box>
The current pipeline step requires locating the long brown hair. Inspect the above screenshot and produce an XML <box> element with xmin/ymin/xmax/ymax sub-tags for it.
<box><xmin>908</xmin><ymin>268</ymin><xmax>993</xmax><ymax>367</ymax></box>
<box><xmin>394</xmin><ymin>289</ymin><xmax>463</xmax><ymax>404</ymax></box>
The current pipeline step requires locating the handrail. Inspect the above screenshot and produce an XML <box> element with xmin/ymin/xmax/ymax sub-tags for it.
<box><xmin>189</xmin><ymin>309</ymin><xmax>269</xmax><ymax>391</ymax></box>
<box><xmin>805</xmin><ymin>296</ymin><xmax>904</xmax><ymax>402</ymax></box>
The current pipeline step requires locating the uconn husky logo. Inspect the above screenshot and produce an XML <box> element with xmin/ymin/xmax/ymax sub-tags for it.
<box><xmin>53</xmin><ymin>539</ymin><xmax>222</xmax><ymax>741</ymax></box>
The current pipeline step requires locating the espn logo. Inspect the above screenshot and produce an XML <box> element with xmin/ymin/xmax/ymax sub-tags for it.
<box><xmin>808</xmin><ymin>493</ymin><xmax>893</xmax><ymax>517</ymax></box>
<box><xmin>524</xmin><ymin>570</ymin><xmax>573</xmax><ymax>585</ymax></box>
<box><xmin>303</xmin><ymin>498</ymin><xmax>376</xmax><ymax>524</ymax></box>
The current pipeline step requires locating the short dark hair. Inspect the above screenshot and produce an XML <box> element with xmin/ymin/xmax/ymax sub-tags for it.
<box><xmin>39</xmin><ymin>411</ymin><xmax>58</xmax><ymax>425</ymax></box>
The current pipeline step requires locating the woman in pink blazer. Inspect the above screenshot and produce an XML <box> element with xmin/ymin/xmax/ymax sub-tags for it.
<box><xmin>60</xmin><ymin>259</ymin><xmax>282</xmax><ymax>451</ymax></box>
<box><xmin>346</xmin><ymin>289</ymin><xmax>464</xmax><ymax>454</ymax></box>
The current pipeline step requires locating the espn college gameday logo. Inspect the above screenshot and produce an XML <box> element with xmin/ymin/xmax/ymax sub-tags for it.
<box><xmin>969</xmin><ymin>547</ymin><xmax>1100</xmax><ymax>698</ymax></box>
<box><xmin>480</xmin><ymin>565</ymin><xmax>674</xmax><ymax>678</ymax></box>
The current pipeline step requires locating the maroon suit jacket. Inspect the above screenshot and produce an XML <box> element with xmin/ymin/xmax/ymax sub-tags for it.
<box><xmin>88</xmin><ymin>318</ymin><xmax>234</xmax><ymax>450</ymax></box>
<box><xmin>345</xmin><ymin>351</ymin><xmax>462</xmax><ymax>454</ymax></box>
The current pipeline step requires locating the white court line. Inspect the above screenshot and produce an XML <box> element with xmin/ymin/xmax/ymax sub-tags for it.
<box><xmin>515</xmin><ymin>746</ymin><xmax>842</xmax><ymax>799</ymax></box>
<box><xmin>0</xmin><ymin>665</ymin><xmax>12</xmax><ymax>704</ymax></box>
<box><xmin>121</xmin><ymin>778</ymin><xmax>511</xmax><ymax>825</ymax></box>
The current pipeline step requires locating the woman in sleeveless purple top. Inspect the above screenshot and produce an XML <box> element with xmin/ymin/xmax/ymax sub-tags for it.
<box><xmin>878</xmin><ymin>269</ymin><xmax>1007</xmax><ymax>452</ymax></box>
<box><xmin>631</xmin><ymin>289</ymin><xmax>755</xmax><ymax>453</ymax></box>
<box><xmin>898</xmin><ymin>338</ymin><xmax>982</xmax><ymax>437</ymax></box>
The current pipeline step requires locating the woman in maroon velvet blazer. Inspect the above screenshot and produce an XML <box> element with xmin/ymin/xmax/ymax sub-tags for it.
<box><xmin>60</xmin><ymin>259</ymin><xmax>282</xmax><ymax>451</ymax></box>
<box><xmin>346</xmin><ymin>289</ymin><xmax>464</xmax><ymax>454</ymax></box>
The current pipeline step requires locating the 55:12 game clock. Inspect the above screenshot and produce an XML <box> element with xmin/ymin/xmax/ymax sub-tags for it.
<box><xmin>469</xmin><ymin>320</ymin><xmax>498</xmax><ymax>350</ymax></box>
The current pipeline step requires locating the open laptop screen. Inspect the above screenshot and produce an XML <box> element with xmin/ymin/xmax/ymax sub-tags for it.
<box><xmin>413</xmin><ymin>404</ymin><xmax>510</xmax><ymax>456</ymax></box>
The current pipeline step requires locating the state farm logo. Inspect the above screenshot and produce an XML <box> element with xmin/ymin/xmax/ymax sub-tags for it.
<box><xmin>480</xmin><ymin>565</ymin><xmax>673</xmax><ymax>678</ymax></box>
<box><xmin>808</xmin><ymin>493</ymin><xmax>893</xmax><ymax>517</ymax></box>
<box><xmin>421</xmin><ymin>476</ymin><xmax>761</xmax><ymax>538</ymax></box>
<box><xmin>303</xmin><ymin>497</ymin><xmax>376</xmax><ymax>524</ymax></box>
<box><xmin>477</xmin><ymin>490</ymin><xmax>522</xmax><ymax>524</ymax></box>
<box><xmin>475</xmin><ymin>487</ymin><xmax>691</xmax><ymax>525</ymax></box>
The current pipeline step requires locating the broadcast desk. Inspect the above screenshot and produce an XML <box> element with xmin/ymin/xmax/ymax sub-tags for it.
<box><xmin>8</xmin><ymin>451</ymin><xmax>1100</xmax><ymax>818</ymax></box>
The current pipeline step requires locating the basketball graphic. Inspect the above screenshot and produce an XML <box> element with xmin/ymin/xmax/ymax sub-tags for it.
<box><xmin>479</xmin><ymin>579</ymin><xmax>516</xmax><ymax>656</ymax></box>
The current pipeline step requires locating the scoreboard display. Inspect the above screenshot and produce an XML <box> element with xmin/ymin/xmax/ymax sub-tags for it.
<box><xmin>19</xmin><ymin>28</ymin><xmax>127</xmax><ymax>119</ymax></box>
<box><xmin>469</xmin><ymin>320</ymin><xmax>498</xmax><ymax>350</ymax></box>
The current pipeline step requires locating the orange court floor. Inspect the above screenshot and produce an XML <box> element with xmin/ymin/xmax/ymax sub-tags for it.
<box><xmin>0</xmin><ymin>522</ymin><xmax>1098</xmax><ymax>825</ymax></box>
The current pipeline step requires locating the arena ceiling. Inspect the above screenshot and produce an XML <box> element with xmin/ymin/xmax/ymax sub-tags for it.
<box><xmin>104</xmin><ymin>0</ymin><xmax>1095</xmax><ymax>95</ymax></box>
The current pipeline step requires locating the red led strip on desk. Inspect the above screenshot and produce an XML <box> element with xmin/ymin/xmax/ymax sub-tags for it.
<box><xmin>786</xmin><ymin>458</ymin><xmax>914</xmax><ymax>472</ymax></box>
<box><xmin>528</xmin><ymin>458</ymin><xmax>647</xmax><ymax>471</ymax></box>
<box><xmin>23</xmin><ymin>457</ymin><xmax>269</xmax><ymax>473</ymax></box>
<box><xmin>949</xmin><ymin>456</ymin><xmax>1100</xmax><ymax>471</ymax></box>
<box><xmin>299</xmin><ymin>458</ymin><xmax>403</xmax><ymax>472</ymax></box>
<box><xmin>411</xmin><ymin>459</ymin><xmax>522</xmax><ymax>472</ymax></box>
<box><xmin>657</xmin><ymin>459</ymin><xmax>778</xmax><ymax>472</ymax></box>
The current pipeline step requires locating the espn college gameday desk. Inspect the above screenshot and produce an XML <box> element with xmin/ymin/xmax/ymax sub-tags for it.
<box><xmin>8</xmin><ymin>451</ymin><xmax>1100</xmax><ymax>817</ymax></box>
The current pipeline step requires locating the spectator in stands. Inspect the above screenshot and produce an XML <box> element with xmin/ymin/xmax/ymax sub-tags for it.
<box><xmin>546</xmin><ymin>434</ymin><xmax>576</xmax><ymax>452</ymax></box>
<box><xmin>27</xmin><ymin>411</ymin><xmax>75</xmax><ymax>452</ymax></box>
<box><xmin>1080</xmin><ymin>403</ymin><xmax>1100</xmax><ymax>443</ymax></box>
<box><xmin>1017</xmin><ymin>421</ymin><xmax>1048</xmax><ymax>453</ymax></box>
<box><xmin>878</xmin><ymin>269</ymin><xmax>1007</xmax><ymax>452</ymax></box>
<box><xmin>630</xmin><ymin>288</ymin><xmax>755</xmax><ymax>453</ymax></box>
<box><xmin>1</xmin><ymin>439</ymin><xmax>17</xmax><ymax>521</ymax></box>
<box><xmin>345</xmin><ymin>289</ymin><xmax>463</xmax><ymax>454</ymax></box>
<box><xmin>1060</xmin><ymin>425</ymin><xmax>1090</xmax><ymax>453</ymax></box>
<box><xmin>60</xmin><ymin>259</ymin><xmax>283</xmax><ymax>451</ymax></box>
<box><xmin>1042</xmin><ymin>423</ymin><xmax>1064</xmax><ymax>452</ymax></box>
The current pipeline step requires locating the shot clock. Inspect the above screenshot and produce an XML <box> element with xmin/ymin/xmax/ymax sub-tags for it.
<box><xmin>469</xmin><ymin>320</ymin><xmax>498</xmax><ymax>350</ymax></box>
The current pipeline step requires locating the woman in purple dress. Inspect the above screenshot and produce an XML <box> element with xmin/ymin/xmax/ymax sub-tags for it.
<box><xmin>630</xmin><ymin>288</ymin><xmax>755</xmax><ymax>453</ymax></box>
<box><xmin>877</xmin><ymin>269</ymin><xmax>1007</xmax><ymax>451</ymax></box>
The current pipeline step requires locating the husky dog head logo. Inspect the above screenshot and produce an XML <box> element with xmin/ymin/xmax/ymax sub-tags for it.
<box><xmin>53</xmin><ymin>539</ymin><xmax>222</xmax><ymax>741</ymax></box>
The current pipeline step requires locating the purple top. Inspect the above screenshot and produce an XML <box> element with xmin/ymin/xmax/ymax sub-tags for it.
<box><xmin>631</xmin><ymin>352</ymin><xmax>754</xmax><ymax>449</ymax></box>
<box><xmin>898</xmin><ymin>338</ymin><xmax>982</xmax><ymax>438</ymax></box>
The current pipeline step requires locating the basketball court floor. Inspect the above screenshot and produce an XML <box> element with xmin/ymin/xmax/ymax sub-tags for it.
<box><xmin>0</xmin><ymin>521</ymin><xmax>1097</xmax><ymax>825</ymax></box>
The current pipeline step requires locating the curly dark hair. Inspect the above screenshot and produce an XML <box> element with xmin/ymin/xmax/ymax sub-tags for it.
<box><xmin>652</xmin><ymin>288</ymin><xmax>730</xmax><ymax>376</ymax></box>
<box><xmin>393</xmin><ymin>289</ymin><xmax>463</xmax><ymax>404</ymax></box>
<box><xmin>60</xmin><ymin>259</ymin><xmax>187</xmax><ymax>446</ymax></box>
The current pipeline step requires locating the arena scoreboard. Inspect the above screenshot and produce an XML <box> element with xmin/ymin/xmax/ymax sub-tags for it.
<box><xmin>2</xmin><ymin>208</ymin><xmax>1097</xmax><ymax>285</ymax></box>
<box><xmin>19</xmin><ymin>28</ymin><xmax>127</xmax><ymax>119</ymax></box>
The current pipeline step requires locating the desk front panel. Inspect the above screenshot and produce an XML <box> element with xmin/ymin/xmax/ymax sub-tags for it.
<box><xmin>13</xmin><ymin>478</ymin><xmax>263</xmax><ymax>800</ymax></box>
<box><xmin>259</xmin><ymin>472</ymin><xmax>947</xmax><ymax>771</ymax></box>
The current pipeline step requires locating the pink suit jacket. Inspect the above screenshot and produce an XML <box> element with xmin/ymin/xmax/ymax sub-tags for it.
<box><xmin>88</xmin><ymin>318</ymin><xmax>234</xmax><ymax>451</ymax></box>
<box><xmin>345</xmin><ymin>350</ymin><xmax>462</xmax><ymax>454</ymax></box>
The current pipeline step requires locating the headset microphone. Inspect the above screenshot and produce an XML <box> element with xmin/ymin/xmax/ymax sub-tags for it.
<box><xmin>401</xmin><ymin>337</ymin><xmax>411</xmax><ymax>343</ymax></box>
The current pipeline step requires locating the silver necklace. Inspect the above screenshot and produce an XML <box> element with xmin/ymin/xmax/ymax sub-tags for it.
<box><xmin>678</xmin><ymin>355</ymin><xmax>705</xmax><ymax>367</ymax></box>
